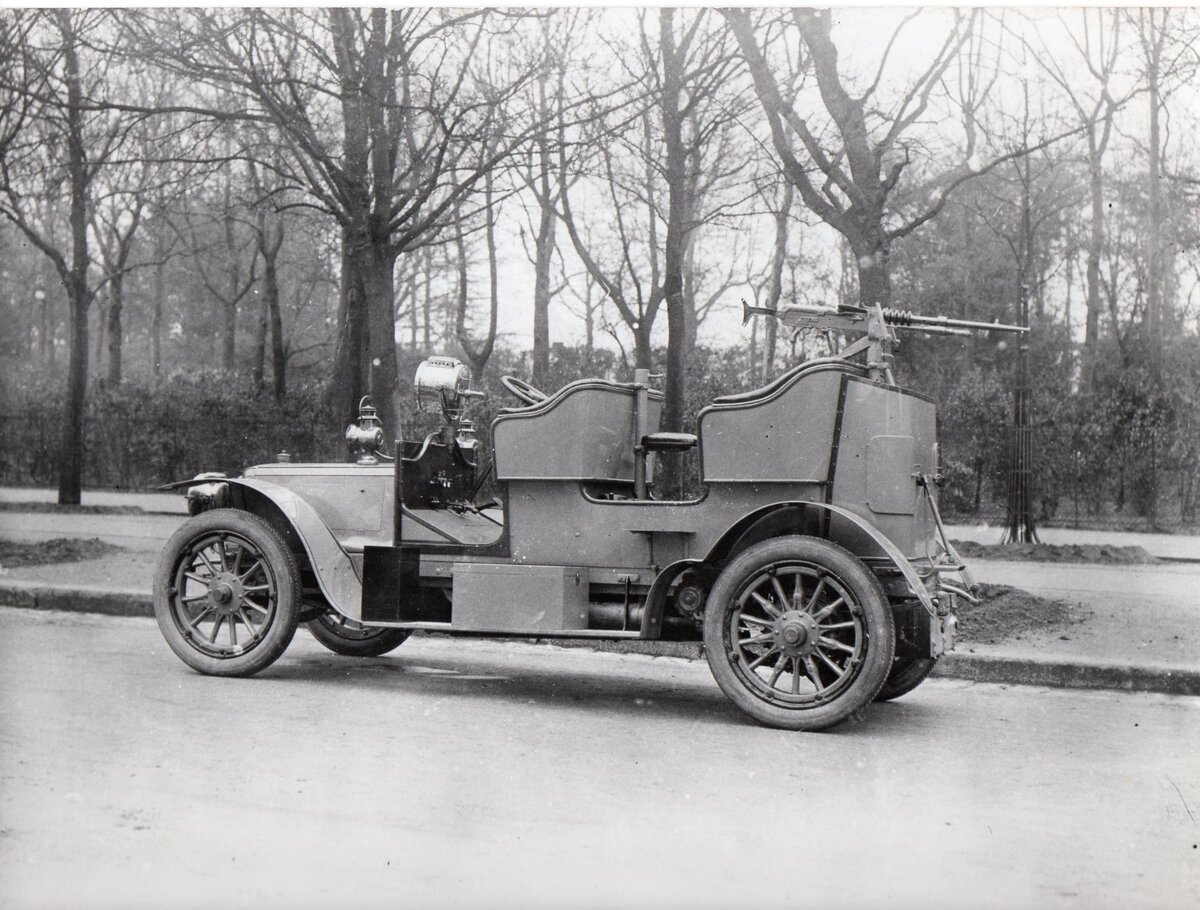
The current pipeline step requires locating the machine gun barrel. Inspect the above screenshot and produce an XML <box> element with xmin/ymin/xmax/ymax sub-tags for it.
<box><xmin>886</xmin><ymin>310</ymin><xmax>1029</xmax><ymax>334</ymax></box>
<box><xmin>741</xmin><ymin>300</ymin><xmax>1028</xmax><ymax>335</ymax></box>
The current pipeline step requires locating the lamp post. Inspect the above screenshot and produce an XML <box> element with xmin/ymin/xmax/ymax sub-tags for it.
<box><xmin>1002</xmin><ymin>282</ymin><xmax>1038</xmax><ymax>544</ymax></box>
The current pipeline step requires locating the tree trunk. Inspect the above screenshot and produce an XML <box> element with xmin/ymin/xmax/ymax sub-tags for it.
<box><xmin>657</xmin><ymin>8</ymin><xmax>696</xmax><ymax>492</ymax></box>
<box><xmin>422</xmin><ymin>245</ymin><xmax>432</xmax><ymax>352</ymax></box>
<box><xmin>251</xmin><ymin>287</ymin><xmax>267</xmax><ymax>392</ymax></box>
<box><xmin>327</xmin><ymin>234</ymin><xmax>367</xmax><ymax>435</ymax></box>
<box><xmin>253</xmin><ymin>209</ymin><xmax>286</xmax><ymax>400</ymax></box>
<box><xmin>854</xmin><ymin>233</ymin><xmax>891</xmax><ymax>308</ymax></box>
<box><xmin>220</xmin><ymin>181</ymin><xmax>239</xmax><ymax>373</ymax></box>
<box><xmin>39</xmin><ymin>285</ymin><xmax>52</xmax><ymax>364</ymax></box>
<box><xmin>1083</xmin><ymin>141</ymin><xmax>1104</xmax><ymax>384</ymax></box>
<box><xmin>481</xmin><ymin>177</ymin><xmax>500</xmax><ymax>377</ymax></box>
<box><xmin>454</xmin><ymin>182</ymin><xmax>500</xmax><ymax>380</ymax></box>
<box><xmin>222</xmin><ymin>295</ymin><xmax>237</xmax><ymax>372</ymax></box>
<box><xmin>681</xmin><ymin>211</ymin><xmax>698</xmax><ymax>357</ymax></box>
<box><xmin>632</xmin><ymin>322</ymin><xmax>652</xmax><ymax>371</ymax></box>
<box><xmin>659</xmin><ymin>9</ymin><xmax>689</xmax><ymax>495</ymax></box>
<box><xmin>357</xmin><ymin>239</ymin><xmax>400</xmax><ymax>434</ymax></box>
<box><xmin>764</xmin><ymin>181</ymin><xmax>793</xmax><ymax>379</ymax></box>
<box><xmin>151</xmin><ymin>255</ymin><xmax>164</xmax><ymax>377</ymax></box>
<box><xmin>105</xmin><ymin>274</ymin><xmax>123</xmax><ymax>385</ymax></box>
<box><xmin>407</xmin><ymin>266</ymin><xmax>419</xmax><ymax>350</ymax></box>
<box><xmin>58</xmin><ymin>13</ymin><xmax>90</xmax><ymax>506</ymax></box>
<box><xmin>1145</xmin><ymin>15</ymin><xmax>1163</xmax><ymax>378</ymax></box>
<box><xmin>93</xmin><ymin>292</ymin><xmax>108</xmax><ymax>367</ymax></box>
<box><xmin>748</xmin><ymin>312</ymin><xmax>758</xmax><ymax>379</ymax></box>
<box><xmin>531</xmin><ymin>196</ymin><xmax>555</xmax><ymax>388</ymax></box>
<box><xmin>267</xmin><ymin>257</ymin><xmax>286</xmax><ymax>402</ymax></box>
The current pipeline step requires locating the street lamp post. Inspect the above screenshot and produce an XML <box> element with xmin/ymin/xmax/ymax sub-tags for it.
<box><xmin>1003</xmin><ymin>282</ymin><xmax>1038</xmax><ymax>544</ymax></box>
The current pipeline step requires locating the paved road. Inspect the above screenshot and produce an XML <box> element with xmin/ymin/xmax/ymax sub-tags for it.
<box><xmin>1</xmin><ymin>607</ymin><xmax>1197</xmax><ymax>909</ymax></box>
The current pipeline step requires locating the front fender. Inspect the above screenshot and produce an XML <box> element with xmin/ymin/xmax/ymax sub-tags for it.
<box><xmin>227</xmin><ymin>477</ymin><xmax>364</xmax><ymax>621</ymax></box>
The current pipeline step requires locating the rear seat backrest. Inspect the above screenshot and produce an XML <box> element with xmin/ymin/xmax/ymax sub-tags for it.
<box><xmin>697</xmin><ymin>361</ymin><xmax>864</xmax><ymax>484</ymax></box>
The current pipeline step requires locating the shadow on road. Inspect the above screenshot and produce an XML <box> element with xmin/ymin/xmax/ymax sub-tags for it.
<box><xmin>250</xmin><ymin>642</ymin><xmax>938</xmax><ymax>735</ymax></box>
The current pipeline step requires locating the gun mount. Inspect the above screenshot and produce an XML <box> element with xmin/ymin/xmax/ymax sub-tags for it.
<box><xmin>742</xmin><ymin>300</ymin><xmax>1028</xmax><ymax>383</ymax></box>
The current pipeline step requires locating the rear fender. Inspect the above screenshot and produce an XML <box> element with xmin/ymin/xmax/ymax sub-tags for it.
<box><xmin>706</xmin><ymin>501</ymin><xmax>936</xmax><ymax>616</ymax></box>
<box><xmin>226</xmin><ymin>478</ymin><xmax>363</xmax><ymax>620</ymax></box>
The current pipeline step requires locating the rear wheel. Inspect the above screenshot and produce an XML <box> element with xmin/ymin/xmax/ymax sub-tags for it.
<box><xmin>154</xmin><ymin>509</ymin><xmax>300</xmax><ymax>677</ymax></box>
<box><xmin>875</xmin><ymin>657</ymin><xmax>938</xmax><ymax>702</ymax></box>
<box><xmin>703</xmin><ymin>536</ymin><xmax>894</xmax><ymax>731</ymax></box>
<box><xmin>306</xmin><ymin>611</ymin><xmax>410</xmax><ymax>657</ymax></box>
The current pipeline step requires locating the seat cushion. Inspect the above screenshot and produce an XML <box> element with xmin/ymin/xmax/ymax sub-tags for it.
<box><xmin>641</xmin><ymin>432</ymin><xmax>698</xmax><ymax>451</ymax></box>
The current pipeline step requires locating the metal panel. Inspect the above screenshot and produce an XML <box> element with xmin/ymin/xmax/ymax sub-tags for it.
<box><xmin>492</xmin><ymin>381</ymin><xmax>662</xmax><ymax>482</ymax></box>
<box><xmin>361</xmin><ymin>546</ymin><xmax>432</xmax><ymax>623</ymax></box>
<box><xmin>451</xmin><ymin>563</ymin><xmax>589</xmax><ymax>632</ymax></box>
<box><xmin>244</xmin><ymin>464</ymin><xmax>392</xmax><ymax>533</ymax></box>
<box><xmin>829</xmin><ymin>378</ymin><xmax>938</xmax><ymax>555</ymax></box>
<box><xmin>229</xmin><ymin>477</ymin><xmax>364</xmax><ymax>620</ymax></box>
<box><xmin>866</xmin><ymin>435</ymin><xmax>917</xmax><ymax>515</ymax></box>
<box><xmin>698</xmin><ymin>368</ymin><xmax>844</xmax><ymax>482</ymax></box>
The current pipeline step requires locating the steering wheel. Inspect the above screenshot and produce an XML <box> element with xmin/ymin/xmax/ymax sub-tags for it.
<box><xmin>501</xmin><ymin>375</ymin><xmax>549</xmax><ymax>406</ymax></box>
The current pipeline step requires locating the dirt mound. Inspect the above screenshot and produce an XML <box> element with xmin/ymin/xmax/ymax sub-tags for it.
<box><xmin>0</xmin><ymin>538</ymin><xmax>126</xmax><ymax>568</ymax></box>
<box><xmin>951</xmin><ymin>539</ymin><xmax>1158</xmax><ymax>565</ymax></box>
<box><xmin>956</xmin><ymin>583</ymin><xmax>1090</xmax><ymax>645</ymax></box>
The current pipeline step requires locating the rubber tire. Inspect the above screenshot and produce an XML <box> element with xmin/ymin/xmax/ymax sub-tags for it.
<box><xmin>306</xmin><ymin>612</ymin><xmax>411</xmax><ymax>657</ymax></box>
<box><xmin>154</xmin><ymin>509</ymin><xmax>300</xmax><ymax>677</ymax></box>
<box><xmin>875</xmin><ymin>657</ymin><xmax>938</xmax><ymax>702</ymax></box>
<box><xmin>703</xmin><ymin>535</ymin><xmax>895</xmax><ymax>731</ymax></box>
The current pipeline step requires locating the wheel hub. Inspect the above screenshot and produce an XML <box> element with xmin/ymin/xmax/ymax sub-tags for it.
<box><xmin>775</xmin><ymin>610</ymin><xmax>818</xmax><ymax>657</ymax></box>
<box><xmin>207</xmin><ymin>573</ymin><xmax>244</xmax><ymax>615</ymax></box>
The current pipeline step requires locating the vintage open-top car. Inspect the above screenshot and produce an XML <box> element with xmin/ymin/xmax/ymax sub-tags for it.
<box><xmin>155</xmin><ymin>303</ymin><xmax>1022</xmax><ymax>730</ymax></box>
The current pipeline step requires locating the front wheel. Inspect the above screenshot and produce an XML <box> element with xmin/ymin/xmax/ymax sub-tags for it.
<box><xmin>154</xmin><ymin>509</ymin><xmax>300</xmax><ymax>677</ymax></box>
<box><xmin>703</xmin><ymin>536</ymin><xmax>895</xmax><ymax>731</ymax></box>
<box><xmin>306</xmin><ymin>611</ymin><xmax>411</xmax><ymax>657</ymax></box>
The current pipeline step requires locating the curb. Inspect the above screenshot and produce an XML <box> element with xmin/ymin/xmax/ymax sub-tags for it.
<box><xmin>934</xmin><ymin>652</ymin><xmax>1200</xmax><ymax>697</ymax></box>
<box><xmin>0</xmin><ymin>582</ymin><xmax>154</xmax><ymax>617</ymax></box>
<box><xmin>3</xmin><ymin>582</ymin><xmax>1198</xmax><ymax>698</ymax></box>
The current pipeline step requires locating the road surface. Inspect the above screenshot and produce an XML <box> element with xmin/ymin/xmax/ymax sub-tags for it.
<box><xmin>1</xmin><ymin>606</ymin><xmax>1197</xmax><ymax>909</ymax></box>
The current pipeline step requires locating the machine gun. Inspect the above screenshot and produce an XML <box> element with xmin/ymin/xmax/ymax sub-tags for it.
<box><xmin>742</xmin><ymin>300</ymin><xmax>1028</xmax><ymax>383</ymax></box>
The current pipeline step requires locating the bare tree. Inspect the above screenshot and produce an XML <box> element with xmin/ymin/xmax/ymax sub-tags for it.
<box><xmin>453</xmin><ymin>174</ymin><xmax>500</xmax><ymax>379</ymax></box>
<box><xmin>92</xmin><ymin>183</ymin><xmax>146</xmax><ymax>384</ymax></box>
<box><xmin>558</xmin><ymin>9</ymin><xmax>744</xmax><ymax>490</ymax></box>
<box><xmin>0</xmin><ymin>10</ymin><xmax>135</xmax><ymax>503</ymax></box>
<box><xmin>1031</xmin><ymin>9</ymin><xmax>1126</xmax><ymax>385</ymax></box>
<box><xmin>132</xmin><ymin>8</ymin><xmax>550</xmax><ymax>433</ymax></box>
<box><xmin>515</xmin><ymin>11</ymin><xmax>587</xmax><ymax>389</ymax></box>
<box><xmin>726</xmin><ymin>8</ymin><xmax>1034</xmax><ymax>308</ymax></box>
<box><xmin>178</xmin><ymin>167</ymin><xmax>258</xmax><ymax>373</ymax></box>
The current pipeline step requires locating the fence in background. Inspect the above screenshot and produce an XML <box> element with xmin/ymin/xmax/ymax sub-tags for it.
<box><xmin>0</xmin><ymin>412</ymin><xmax>344</xmax><ymax>490</ymax></box>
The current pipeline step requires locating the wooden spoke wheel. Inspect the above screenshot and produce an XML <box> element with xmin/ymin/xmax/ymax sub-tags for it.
<box><xmin>306</xmin><ymin>611</ymin><xmax>410</xmax><ymax>658</ymax></box>
<box><xmin>704</xmin><ymin>536</ymin><xmax>894</xmax><ymax>731</ymax></box>
<box><xmin>154</xmin><ymin>510</ymin><xmax>300</xmax><ymax>677</ymax></box>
